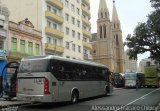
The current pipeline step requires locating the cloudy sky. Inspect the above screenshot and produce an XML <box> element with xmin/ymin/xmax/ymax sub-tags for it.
<box><xmin>90</xmin><ymin>0</ymin><xmax>153</xmax><ymax>62</ymax></box>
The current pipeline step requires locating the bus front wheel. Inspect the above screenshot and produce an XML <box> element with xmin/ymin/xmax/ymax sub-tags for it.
<box><xmin>71</xmin><ymin>91</ymin><xmax>79</xmax><ymax>104</ymax></box>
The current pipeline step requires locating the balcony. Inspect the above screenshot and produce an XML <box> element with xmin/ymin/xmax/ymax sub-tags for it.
<box><xmin>8</xmin><ymin>51</ymin><xmax>28</xmax><ymax>60</ymax></box>
<box><xmin>45</xmin><ymin>11</ymin><xmax>64</xmax><ymax>24</ymax></box>
<box><xmin>81</xmin><ymin>5</ymin><xmax>91</xmax><ymax>18</ymax></box>
<box><xmin>45</xmin><ymin>27</ymin><xmax>64</xmax><ymax>39</ymax></box>
<box><xmin>46</xmin><ymin>0</ymin><xmax>63</xmax><ymax>10</ymax></box>
<box><xmin>82</xmin><ymin>17</ymin><xmax>91</xmax><ymax>28</ymax></box>
<box><xmin>45</xmin><ymin>43</ymin><xmax>64</xmax><ymax>53</ymax></box>
<box><xmin>0</xmin><ymin>28</ymin><xmax>7</xmax><ymax>38</ymax></box>
<box><xmin>82</xmin><ymin>29</ymin><xmax>91</xmax><ymax>38</ymax></box>
<box><xmin>83</xmin><ymin>41</ymin><xmax>92</xmax><ymax>50</ymax></box>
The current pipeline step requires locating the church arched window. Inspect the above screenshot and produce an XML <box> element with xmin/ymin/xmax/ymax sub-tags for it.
<box><xmin>114</xmin><ymin>24</ymin><xmax>116</xmax><ymax>29</ymax></box>
<box><xmin>105</xmin><ymin>12</ymin><xmax>107</xmax><ymax>18</ymax></box>
<box><xmin>103</xmin><ymin>24</ymin><xmax>106</xmax><ymax>38</ymax></box>
<box><xmin>116</xmin><ymin>34</ymin><xmax>119</xmax><ymax>45</ymax></box>
<box><xmin>101</xmin><ymin>13</ymin><xmax>103</xmax><ymax>18</ymax></box>
<box><xmin>99</xmin><ymin>25</ymin><xmax>102</xmax><ymax>39</ymax></box>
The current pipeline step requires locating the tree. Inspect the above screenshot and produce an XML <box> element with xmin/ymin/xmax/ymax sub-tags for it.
<box><xmin>124</xmin><ymin>0</ymin><xmax>160</xmax><ymax>61</ymax></box>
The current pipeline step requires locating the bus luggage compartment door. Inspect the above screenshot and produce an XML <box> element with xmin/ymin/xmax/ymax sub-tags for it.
<box><xmin>18</xmin><ymin>77</ymin><xmax>45</xmax><ymax>95</ymax></box>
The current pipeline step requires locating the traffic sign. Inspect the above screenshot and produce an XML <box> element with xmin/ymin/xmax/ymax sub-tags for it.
<box><xmin>0</xmin><ymin>49</ymin><xmax>6</xmax><ymax>57</ymax></box>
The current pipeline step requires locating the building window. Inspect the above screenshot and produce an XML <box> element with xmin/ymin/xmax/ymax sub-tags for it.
<box><xmin>72</xmin><ymin>30</ymin><xmax>75</xmax><ymax>38</ymax></box>
<box><xmin>114</xmin><ymin>24</ymin><xmax>116</xmax><ymax>29</ymax></box>
<box><xmin>53</xmin><ymin>23</ymin><xmax>57</xmax><ymax>29</ymax></box>
<box><xmin>0</xmin><ymin>41</ymin><xmax>3</xmax><ymax>49</ymax></box>
<box><xmin>66</xmin><ymin>27</ymin><xmax>69</xmax><ymax>35</ymax></box>
<box><xmin>11</xmin><ymin>38</ymin><xmax>17</xmax><ymax>52</ymax></box>
<box><xmin>99</xmin><ymin>25</ymin><xmax>102</xmax><ymax>39</ymax></box>
<box><xmin>65</xmin><ymin>0</ymin><xmax>69</xmax><ymax>8</ymax></box>
<box><xmin>83</xmin><ymin>49</ymin><xmax>88</xmax><ymax>58</ymax></box>
<box><xmin>28</xmin><ymin>42</ymin><xmax>33</xmax><ymax>55</ymax></box>
<box><xmin>77</xmin><ymin>20</ymin><xmax>80</xmax><ymax>27</ymax></box>
<box><xmin>93</xmin><ymin>50</ymin><xmax>96</xmax><ymax>54</ymax></box>
<box><xmin>83</xmin><ymin>25</ymin><xmax>87</xmax><ymax>30</ymax></box>
<box><xmin>35</xmin><ymin>43</ymin><xmax>40</xmax><ymax>55</ymax></box>
<box><xmin>77</xmin><ymin>32</ymin><xmax>81</xmax><ymax>40</ymax></box>
<box><xmin>20</xmin><ymin>40</ymin><xmax>25</xmax><ymax>54</ymax></box>
<box><xmin>72</xmin><ymin>17</ymin><xmax>75</xmax><ymax>25</ymax></box>
<box><xmin>72</xmin><ymin>44</ymin><xmax>75</xmax><ymax>51</ymax></box>
<box><xmin>116</xmin><ymin>34</ymin><xmax>119</xmax><ymax>45</ymax></box>
<box><xmin>47</xmin><ymin>5</ymin><xmax>51</xmax><ymax>11</ymax></box>
<box><xmin>47</xmin><ymin>20</ymin><xmax>51</xmax><ymax>27</ymax></box>
<box><xmin>77</xmin><ymin>8</ymin><xmax>80</xmax><ymax>15</ymax></box>
<box><xmin>47</xmin><ymin>37</ymin><xmax>51</xmax><ymax>43</ymax></box>
<box><xmin>52</xmin><ymin>8</ymin><xmax>57</xmax><ymax>14</ymax></box>
<box><xmin>71</xmin><ymin>4</ymin><xmax>75</xmax><ymax>12</ymax></box>
<box><xmin>53</xmin><ymin>39</ymin><xmax>57</xmax><ymax>44</ymax></box>
<box><xmin>65</xmin><ymin>13</ymin><xmax>69</xmax><ymax>22</ymax></box>
<box><xmin>66</xmin><ymin>42</ymin><xmax>69</xmax><ymax>49</ymax></box>
<box><xmin>103</xmin><ymin>24</ymin><xmax>106</xmax><ymax>38</ymax></box>
<box><xmin>78</xmin><ymin>45</ymin><xmax>81</xmax><ymax>53</ymax></box>
<box><xmin>83</xmin><ymin>36</ymin><xmax>87</xmax><ymax>42</ymax></box>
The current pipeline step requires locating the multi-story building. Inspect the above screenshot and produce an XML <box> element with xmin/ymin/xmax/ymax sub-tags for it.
<box><xmin>0</xmin><ymin>3</ymin><xmax>9</xmax><ymax>60</ymax></box>
<box><xmin>7</xmin><ymin>19</ymin><xmax>42</xmax><ymax>61</ymax></box>
<box><xmin>2</xmin><ymin>0</ymin><xmax>92</xmax><ymax>60</ymax></box>
<box><xmin>91</xmin><ymin>0</ymin><xmax>124</xmax><ymax>73</ymax></box>
<box><xmin>0</xmin><ymin>3</ymin><xmax>9</xmax><ymax>72</ymax></box>
<box><xmin>138</xmin><ymin>58</ymin><xmax>155</xmax><ymax>73</ymax></box>
<box><xmin>124</xmin><ymin>49</ymin><xmax>137</xmax><ymax>72</ymax></box>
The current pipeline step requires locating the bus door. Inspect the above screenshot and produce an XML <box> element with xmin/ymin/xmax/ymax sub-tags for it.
<box><xmin>2</xmin><ymin>61</ymin><xmax>19</xmax><ymax>98</ymax></box>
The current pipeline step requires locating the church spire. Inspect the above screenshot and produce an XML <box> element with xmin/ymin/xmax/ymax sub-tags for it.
<box><xmin>98</xmin><ymin>0</ymin><xmax>109</xmax><ymax>19</ymax></box>
<box><xmin>112</xmin><ymin>0</ymin><xmax>121</xmax><ymax>30</ymax></box>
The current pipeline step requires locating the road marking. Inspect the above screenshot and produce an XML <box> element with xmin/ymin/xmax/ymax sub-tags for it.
<box><xmin>116</xmin><ymin>88</ymin><xmax>160</xmax><ymax>111</ymax></box>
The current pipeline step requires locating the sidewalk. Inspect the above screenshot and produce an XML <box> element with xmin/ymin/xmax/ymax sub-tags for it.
<box><xmin>0</xmin><ymin>97</ymin><xmax>30</xmax><ymax>108</ymax></box>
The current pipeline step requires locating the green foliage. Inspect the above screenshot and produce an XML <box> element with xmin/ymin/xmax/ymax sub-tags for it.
<box><xmin>144</xmin><ymin>67</ymin><xmax>157</xmax><ymax>77</ymax></box>
<box><xmin>124</xmin><ymin>0</ymin><xmax>160</xmax><ymax>61</ymax></box>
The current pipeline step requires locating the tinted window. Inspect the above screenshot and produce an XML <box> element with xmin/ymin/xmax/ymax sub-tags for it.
<box><xmin>19</xmin><ymin>59</ymin><xmax>50</xmax><ymax>73</ymax></box>
<box><xmin>50</xmin><ymin>59</ymin><xmax>109</xmax><ymax>81</ymax></box>
<box><xmin>125</xmin><ymin>73</ymin><xmax>137</xmax><ymax>79</ymax></box>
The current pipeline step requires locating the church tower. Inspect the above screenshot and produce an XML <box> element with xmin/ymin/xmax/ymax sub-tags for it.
<box><xmin>94</xmin><ymin>0</ymin><xmax>115</xmax><ymax>71</ymax></box>
<box><xmin>112</xmin><ymin>0</ymin><xmax>124</xmax><ymax>73</ymax></box>
<box><xmin>92</xmin><ymin>0</ymin><xmax>124</xmax><ymax>73</ymax></box>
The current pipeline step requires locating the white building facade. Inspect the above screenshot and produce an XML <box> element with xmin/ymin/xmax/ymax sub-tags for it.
<box><xmin>2</xmin><ymin>0</ymin><xmax>92</xmax><ymax>60</ymax></box>
<box><xmin>124</xmin><ymin>49</ymin><xmax>137</xmax><ymax>72</ymax></box>
<box><xmin>0</xmin><ymin>3</ymin><xmax>9</xmax><ymax>59</ymax></box>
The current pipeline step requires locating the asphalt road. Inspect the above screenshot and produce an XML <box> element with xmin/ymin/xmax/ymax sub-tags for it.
<box><xmin>13</xmin><ymin>88</ymin><xmax>160</xmax><ymax>111</ymax></box>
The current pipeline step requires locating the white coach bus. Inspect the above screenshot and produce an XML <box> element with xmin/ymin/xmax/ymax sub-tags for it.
<box><xmin>17</xmin><ymin>55</ymin><xmax>113</xmax><ymax>103</ymax></box>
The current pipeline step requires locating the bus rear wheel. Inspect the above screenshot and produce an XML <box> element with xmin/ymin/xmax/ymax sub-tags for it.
<box><xmin>71</xmin><ymin>91</ymin><xmax>78</xmax><ymax>104</ymax></box>
<box><xmin>104</xmin><ymin>87</ymin><xmax>108</xmax><ymax>96</ymax></box>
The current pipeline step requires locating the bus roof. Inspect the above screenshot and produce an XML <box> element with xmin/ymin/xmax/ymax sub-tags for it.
<box><xmin>21</xmin><ymin>55</ymin><xmax>108</xmax><ymax>69</ymax></box>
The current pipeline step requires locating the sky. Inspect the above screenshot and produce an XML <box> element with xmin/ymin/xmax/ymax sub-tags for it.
<box><xmin>90</xmin><ymin>0</ymin><xmax>153</xmax><ymax>63</ymax></box>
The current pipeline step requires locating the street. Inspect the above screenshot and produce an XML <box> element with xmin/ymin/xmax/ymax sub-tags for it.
<box><xmin>11</xmin><ymin>88</ymin><xmax>160</xmax><ymax>111</ymax></box>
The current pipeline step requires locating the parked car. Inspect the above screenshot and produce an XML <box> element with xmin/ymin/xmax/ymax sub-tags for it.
<box><xmin>111</xmin><ymin>73</ymin><xmax>124</xmax><ymax>88</ymax></box>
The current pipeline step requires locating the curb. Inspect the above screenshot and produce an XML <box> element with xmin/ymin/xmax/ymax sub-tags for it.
<box><xmin>0</xmin><ymin>101</ymin><xmax>30</xmax><ymax>109</ymax></box>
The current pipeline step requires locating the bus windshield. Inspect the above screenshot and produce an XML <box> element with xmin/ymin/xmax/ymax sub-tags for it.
<box><xmin>19</xmin><ymin>59</ymin><xmax>50</xmax><ymax>73</ymax></box>
<box><xmin>125</xmin><ymin>73</ymin><xmax>137</xmax><ymax>79</ymax></box>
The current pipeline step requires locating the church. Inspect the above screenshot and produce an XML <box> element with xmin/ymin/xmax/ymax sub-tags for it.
<box><xmin>91</xmin><ymin>0</ymin><xmax>125</xmax><ymax>73</ymax></box>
